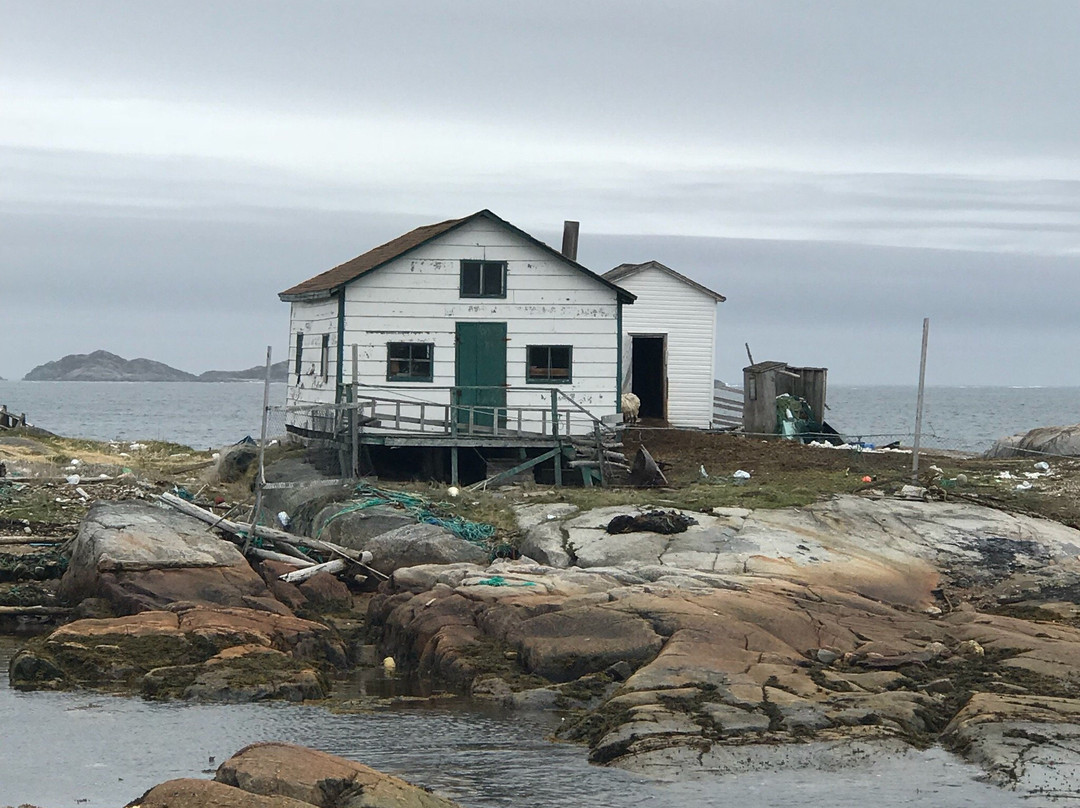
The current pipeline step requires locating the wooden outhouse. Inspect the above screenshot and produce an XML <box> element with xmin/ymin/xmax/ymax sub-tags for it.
<box><xmin>278</xmin><ymin>210</ymin><xmax>635</xmax><ymax>483</ymax></box>
<box><xmin>742</xmin><ymin>362</ymin><xmax>828</xmax><ymax>436</ymax></box>
<box><xmin>602</xmin><ymin>261</ymin><xmax>725</xmax><ymax>429</ymax></box>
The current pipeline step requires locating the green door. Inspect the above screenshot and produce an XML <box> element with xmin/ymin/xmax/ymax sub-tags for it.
<box><xmin>455</xmin><ymin>322</ymin><xmax>507</xmax><ymax>430</ymax></box>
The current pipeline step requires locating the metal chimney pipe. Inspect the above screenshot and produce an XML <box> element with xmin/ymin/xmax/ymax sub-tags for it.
<box><xmin>561</xmin><ymin>220</ymin><xmax>580</xmax><ymax>261</ymax></box>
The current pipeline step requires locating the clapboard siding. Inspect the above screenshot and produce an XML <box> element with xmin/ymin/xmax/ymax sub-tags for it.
<box><xmin>287</xmin><ymin>297</ymin><xmax>339</xmax><ymax>411</ymax></box>
<box><xmin>285</xmin><ymin>216</ymin><xmax>623</xmax><ymax>436</ymax></box>
<box><xmin>615</xmin><ymin>266</ymin><xmax>718</xmax><ymax>429</ymax></box>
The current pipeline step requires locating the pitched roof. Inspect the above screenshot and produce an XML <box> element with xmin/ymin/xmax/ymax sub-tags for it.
<box><xmin>278</xmin><ymin>215</ymin><xmax>466</xmax><ymax>299</ymax></box>
<box><xmin>603</xmin><ymin>260</ymin><xmax>726</xmax><ymax>302</ymax></box>
<box><xmin>279</xmin><ymin>209</ymin><xmax>635</xmax><ymax>303</ymax></box>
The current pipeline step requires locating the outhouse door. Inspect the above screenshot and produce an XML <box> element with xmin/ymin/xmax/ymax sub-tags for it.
<box><xmin>455</xmin><ymin>322</ymin><xmax>507</xmax><ymax>430</ymax></box>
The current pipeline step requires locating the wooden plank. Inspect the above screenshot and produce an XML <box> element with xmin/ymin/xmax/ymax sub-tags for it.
<box><xmin>280</xmin><ymin>558</ymin><xmax>348</xmax><ymax>583</ymax></box>
<box><xmin>249</xmin><ymin>548</ymin><xmax>314</xmax><ymax>567</ymax></box>
<box><xmin>0</xmin><ymin>605</ymin><xmax>72</xmax><ymax>616</ymax></box>
<box><xmin>261</xmin><ymin>478</ymin><xmax>354</xmax><ymax>490</ymax></box>
<box><xmin>0</xmin><ymin>536</ymin><xmax>66</xmax><ymax>545</ymax></box>
<box><xmin>466</xmin><ymin>446</ymin><xmax>561</xmax><ymax>491</ymax></box>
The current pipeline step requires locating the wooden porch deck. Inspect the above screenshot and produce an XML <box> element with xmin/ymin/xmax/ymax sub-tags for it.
<box><xmin>284</xmin><ymin>385</ymin><xmax>622</xmax><ymax>487</ymax></box>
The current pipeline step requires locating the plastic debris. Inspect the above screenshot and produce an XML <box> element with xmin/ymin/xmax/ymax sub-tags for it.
<box><xmin>733</xmin><ymin>469</ymin><xmax>751</xmax><ymax>480</ymax></box>
<box><xmin>65</xmin><ymin>474</ymin><xmax>80</xmax><ymax>485</ymax></box>
<box><xmin>861</xmin><ymin>475</ymin><xmax>873</xmax><ymax>483</ymax></box>
<box><xmin>447</xmin><ymin>486</ymin><xmax>460</xmax><ymax>497</ymax></box>
<box><xmin>997</xmin><ymin>471</ymin><xmax>1013</xmax><ymax>479</ymax></box>
<box><xmin>471</xmin><ymin>575</ymin><xmax>538</xmax><ymax>587</ymax></box>
<box><xmin>699</xmin><ymin>465</ymin><xmax>709</xmax><ymax>479</ymax></box>
<box><xmin>276</xmin><ymin>511</ymin><xmax>290</xmax><ymax>528</ymax></box>
<box><xmin>1016</xmin><ymin>481</ymin><xmax>1033</xmax><ymax>490</ymax></box>
<box><xmin>1034</xmin><ymin>461</ymin><xmax>1050</xmax><ymax>471</ymax></box>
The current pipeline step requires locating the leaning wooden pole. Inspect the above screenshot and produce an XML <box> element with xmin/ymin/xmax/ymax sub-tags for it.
<box><xmin>248</xmin><ymin>346</ymin><xmax>273</xmax><ymax>552</ymax></box>
<box><xmin>911</xmin><ymin>318</ymin><xmax>930</xmax><ymax>483</ymax></box>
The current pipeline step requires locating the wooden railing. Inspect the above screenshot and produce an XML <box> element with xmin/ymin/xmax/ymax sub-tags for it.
<box><xmin>0</xmin><ymin>406</ymin><xmax>27</xmax><ymax>430</ymax></box>
<box><xmin>287</xmin><ymin>385</ymin><xmax>612</xmax><ymax>441</ymax></box>
<box><xmin>712</xmin><ymin>381</ymin><xmax>743</xmax><ymax>430</ymax></box>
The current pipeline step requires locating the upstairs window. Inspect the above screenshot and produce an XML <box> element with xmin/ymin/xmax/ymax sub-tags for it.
<box><xmin>294</xmin><ymin>332</ymin><xmax>304</xmax><ymax>380</ymax></box>
<box><xmin>320</xmin><ymin>334</ymin><xmax>330</xmax><ymax>382</ymax></box>
<box><xmin>387</xmin><ymin>342</ymin><xmax>433</xmax><ymax>382</ymax></box>
<box><xmin>527</xmin><ymin>345</ymin><xmax>572</xmax><ymax>383</ymax></box>
<box><xmin>460</xmin><ymin>260</ymin><xmax>506</xmax><ymax>298</ymax></box>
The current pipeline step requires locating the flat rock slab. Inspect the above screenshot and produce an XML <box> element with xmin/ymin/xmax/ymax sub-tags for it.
<box><xmin>944</xmin><ymin>693</ymin><xmax>1080</xmax><ymax>798</ymax></box>
<box><xmin>60</xmin><ymin>500</ymin><xmax>271</xmax><ymax>612</ymax></box>
<box><xmin>133</xmin><ymin>778</ymin><xmax>316</xmax><ymax>808</ymax></box>
<box><xmin>216</xmin><ymin>741</ymin><xmax>461</xmax><ymax>808</ymax></box>
<box><xmin>555</xmin><ymin>497</ymin><xmax>1080</xmax><ymax>609</ymax></box>
<box><xmin>10</xmin><ymin>605</ymin><xmax>344</xmax><ymax>694</ymax></box>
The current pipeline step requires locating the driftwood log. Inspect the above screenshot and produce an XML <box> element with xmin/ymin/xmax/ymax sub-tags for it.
<box><xmin>157</xmin><ymin>492</ymin><xmax>387</xmax><ymax>580</ymax></box>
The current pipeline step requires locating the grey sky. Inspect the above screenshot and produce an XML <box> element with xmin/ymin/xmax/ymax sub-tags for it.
<box><xmin>3</xmin><ymin>1</ymin><xmax>1079</xmax><ymax>385</ymax></box>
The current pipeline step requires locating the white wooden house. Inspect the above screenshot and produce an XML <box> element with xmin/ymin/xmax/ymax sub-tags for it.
<box><xmin>602</xmin><ymin>261</ymin><xmax>725</xmax><ymax>429</ymax></box>
<box><xmin>278</xmin><ymin>210</ymin><xmax>635</xmax><ymax>454</ymax></box>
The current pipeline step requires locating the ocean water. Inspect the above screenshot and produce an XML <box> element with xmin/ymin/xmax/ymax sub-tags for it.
<box><xmin>1</xmin><ymin>380</ymin><xmax>1078</xmax><ymax>453</ymax></box>
<box><xmin>0</xmin><ymin>641</ymin><xmax>1022</xmax><ymax>808</ymax></box>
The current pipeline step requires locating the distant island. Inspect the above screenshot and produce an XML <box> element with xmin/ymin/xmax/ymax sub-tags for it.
<box><xmin>23</xmin><ymin>351</ymin><xmax>289</xmax><ymax>382</ymax></box>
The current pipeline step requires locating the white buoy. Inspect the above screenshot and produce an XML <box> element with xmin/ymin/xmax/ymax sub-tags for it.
<box><xmin>447</xmin><ymin>486</ymin><xmax>460</xmax><ymax>497</ymax></box>
<box><xmin>383</xmin><ymin>656</ymin><xmax>396</xmax><ymax>673</ymax></box>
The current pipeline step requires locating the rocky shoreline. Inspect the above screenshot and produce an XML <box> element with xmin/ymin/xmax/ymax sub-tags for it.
<box><xmin>4</xmin><ymin>431</ymin><xmax>1080</xmax><ymax>804</ymax></box>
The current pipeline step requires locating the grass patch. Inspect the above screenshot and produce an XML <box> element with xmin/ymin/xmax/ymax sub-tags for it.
<box><xmin>534</xmin><ymin>470</ymin><xmax>865</xmax><ymax>514</ymax></box>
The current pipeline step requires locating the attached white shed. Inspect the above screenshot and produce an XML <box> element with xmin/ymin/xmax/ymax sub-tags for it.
<box><xmin>603</xmin><ymin>261</ymin><xmax>725</xmax><ymax>429</ymax></box>
<box><xmin>279</xmin><ymin>210</ymin><xmax>635</xmax><ymax>441</ymax></box>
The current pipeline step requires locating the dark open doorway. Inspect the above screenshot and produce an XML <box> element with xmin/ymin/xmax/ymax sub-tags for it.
<box><xmin>631</xmin><ymin>335</ymin><xmax>666</xmax><ymax>419</ymax></box>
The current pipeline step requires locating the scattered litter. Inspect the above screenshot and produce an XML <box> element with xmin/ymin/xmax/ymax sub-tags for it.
<box><xmin>69</xmin><ymin>459</ymin><xmax>81</xmax><ymax>467</ymax></box>
<box><xmin>471</xmin><ymin>575</ymin><xmax>538</xmax><ymax>587</ymax></box>
<box><xmin>65</xmin><ymin>474</ymin><xmax>80</xmax><ymax>486</ymax></box>
<box><xmin>129</xmin><ymin>443</ymin><xmax>147</xmax><ymax>451</ymax></box>
<box><xmin>997</xmin><ymin>471</ymin><xmax>1013</xmax><ymax>480</ymax></box>
<box><xmin>1035</xmin><ymin>461</ymin><xmax>1050</xmax><ymax>471</ymax></box>
<box><xmin>861</xmin><ymin>475</ymin><xmax>873</xmax><ymax>483</ymax></box>
<box><xmin>733</xmin><ymin>469</ymin><xmax>751</xmax><ymax>483</ymax></box>
<box><xmin>1016</xmin><ymin>481</ymin><xmax>1033</xmax><ymax>491</ymax></box>
<box><xmin>75</xmin><ymin>487</ymin><xmax>90</xmax><ymax>500</ymax></box>
<box><xmin>276</xmin><ymin>511</ymin><xmax>290</xmax><ymax>528</ymax></box>
<box><xmin>447</xmin><ymin>486</ymin><xmax>460</xmax><ymax>497</ymax></box>
<box><xmin>899</xmin><ymin>484</ymin><xmax>926</xmax><ymax>499</ymax></box>
<box><xmin>699</xmin><ymin>465</ymin><xmax>709</xmax><ymax>480</ymax></box>
<box><xmin>807</xmin><ymin>440</ymin><xmax>909</xmax><ymax>453</ymax></box>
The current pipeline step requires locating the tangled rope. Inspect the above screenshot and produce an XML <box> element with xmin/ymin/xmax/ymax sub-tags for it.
<box><xmin>316</xmin><ymin>483</ymin><xmax>495</xmax><ymax>547</ymax></box>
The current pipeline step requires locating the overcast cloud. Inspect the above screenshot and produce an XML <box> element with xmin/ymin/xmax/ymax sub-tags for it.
<box><xmin>3</xmin><ymin>1</ymin><xmax>1079</xmax><ymax>385</ymax></box>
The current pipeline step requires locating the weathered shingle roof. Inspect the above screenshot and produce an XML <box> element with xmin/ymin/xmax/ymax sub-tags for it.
<box><xmin>278</xmin><ymin>215</ymin><xmax>467</xmax><ymax>299</ymax></box>
<box><xmin>279</xmin><ymin>209</ymin><xmax>635</xmax><ymax>303</ymax></box>
<box><xmin>603</xmin><ymin>260</ymin><xmax>726</xmax><ymax>302</ymax></box>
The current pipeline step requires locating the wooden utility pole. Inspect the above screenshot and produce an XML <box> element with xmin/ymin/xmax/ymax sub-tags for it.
<box><xmin>351</xmin><ymin>344</ymin><xmax>359</xmax><ymax>478</ymax></box>
<box><xmin>248</xmin><ymin>346</ymin><xmax>273</xmax><ymax>551</ymax></box>
<box><xmin>911</xmin><ymin>318</ymin><xmax>930</xmax><ymax>482</ymax></box>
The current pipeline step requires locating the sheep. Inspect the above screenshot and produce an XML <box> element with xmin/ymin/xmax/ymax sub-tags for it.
<box><xmin>621</xmin><ymin>392</ymin><xmax>641</xmax><ymax>425</ymax></box>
